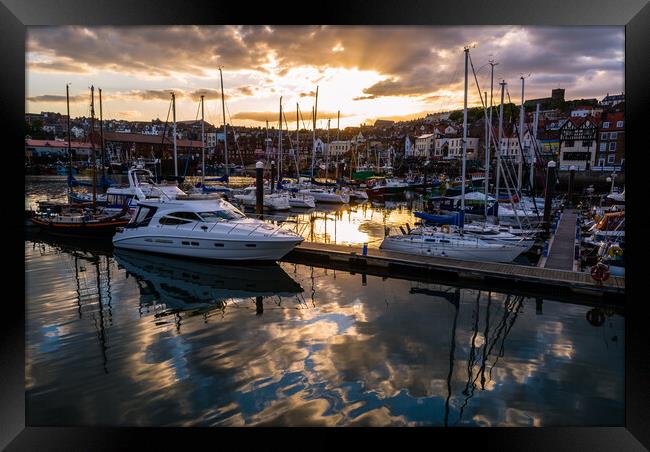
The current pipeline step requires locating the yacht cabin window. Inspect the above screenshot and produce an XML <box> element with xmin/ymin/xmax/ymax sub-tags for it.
<box><xmin>198</xmin><ymin>209</ymin><xmax>245</xmax><ymax>221</ymax></box>
<box><xmin>132</xmin><ymin>206</ymin><xmax>158</xmax><ymax>226</ymax></box>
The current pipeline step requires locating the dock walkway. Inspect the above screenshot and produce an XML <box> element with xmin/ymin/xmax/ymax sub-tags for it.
<box><xmin>544</xmin><ymin>209</ymin><xmax>579</xmax><ymax>271</ymax></box>
<box><xmin>284</xmin><ymin>240</ymin><xmax>624</xmax><ymax>304</ymax></box>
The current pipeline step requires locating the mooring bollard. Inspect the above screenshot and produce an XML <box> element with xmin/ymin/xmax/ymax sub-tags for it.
<box><xmin>255</xmin><ymin>161</ymin><xmax>264</xmax><ymax>217</ymax></box>
<box><xmin>362</xmin><ymin>243</ymin><xmax>368</xmax><ymax>256</ymax></box>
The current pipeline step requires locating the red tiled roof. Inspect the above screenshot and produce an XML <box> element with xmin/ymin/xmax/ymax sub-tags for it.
<box><xmin>25</xmin><ymin>139</ymin><xmax>93</xmax><ymax>148</ymax></box>
<box><xmin>103</xmin><ymin>132</ymin><xmax>203</xmax><ymax>147</ymax></box>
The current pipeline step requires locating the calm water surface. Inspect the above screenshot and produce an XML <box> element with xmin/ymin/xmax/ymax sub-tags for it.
<box><xmin>25</xmin><ymin>238</ymin><xmax>624</xmax><ymax>427</ymax></box>
<box><xmin>25</xmin><ymin>176</ymin><xmax>623</xmax><ymax>426</ymax></box>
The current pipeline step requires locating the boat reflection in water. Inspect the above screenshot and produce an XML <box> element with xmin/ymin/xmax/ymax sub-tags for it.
<box><xmin>114</xmin><ymin>249</ymin><xmax>304</xmax><ymax>315</ymax></box>
<box><xmin>26</xmin><ymin>234</ymin><xmax>624</xmax><ymax>427</ymax></box>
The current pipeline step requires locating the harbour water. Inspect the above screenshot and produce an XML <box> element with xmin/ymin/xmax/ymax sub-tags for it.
<box><xmin>25</xmin><ymin>176</ymin><xmax>624</xmax><ymax>426</ymax></box>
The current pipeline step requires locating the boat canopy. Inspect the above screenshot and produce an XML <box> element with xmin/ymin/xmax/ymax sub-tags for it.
<box><xmin>415</xmin><ymin>210</ymin><xmax>465</xmax><ymax>227</ymax></box>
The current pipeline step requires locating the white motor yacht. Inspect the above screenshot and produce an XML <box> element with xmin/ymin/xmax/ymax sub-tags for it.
<box><xmin>233</xmin><ymin>187</ymin><xmax>291</xmax><ymax>211</ymax></box>
<box><xmin>112</xmin><ymin>198</ymin><xmax>304</xmax><ymax>261</ymax></box>
<box><xmin>286</xmin><ymin>191</ymin><xmax>316</xmax><ymax>208</ymax></box>
<box><xmin>298</xmin><ymin>187</ymin><xmax>350</xmax><ymax>204</ymax></box>
<box><xmin>380</xmin><ymin>230</ymin><xmax>525</xmax><ymax>263</ymax></box>
<box><xmin>103</xmin><ymin>167</ymin><xmax>199</xmax><ymax>215</ymax></box>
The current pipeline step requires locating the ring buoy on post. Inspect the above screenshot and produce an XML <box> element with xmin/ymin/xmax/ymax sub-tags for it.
<box><xmin>590</xmin><ymin>262</ymin><xmax>610</xmax><ymax>282</ymax></box>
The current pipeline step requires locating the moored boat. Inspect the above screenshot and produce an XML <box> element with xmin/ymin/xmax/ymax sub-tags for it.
<box><xmin>112</xmin><ymin>198</ymin><xmax>304</xmax><ymax>261</ymax></box>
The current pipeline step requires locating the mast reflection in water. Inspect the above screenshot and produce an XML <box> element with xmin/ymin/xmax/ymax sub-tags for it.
<box><xmin>26</xmin><ymin>236</ymin><xmax>624</xmax><ymax>427</ymax></box>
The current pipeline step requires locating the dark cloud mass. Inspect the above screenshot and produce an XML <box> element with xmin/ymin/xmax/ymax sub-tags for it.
<box><xmin>232</xmin><ymin>110</ymin><xmax>347</xmax><ymax>123</ymax></box>
<box><xmin>26</xmin><ymin>94</ymin><xmax>86</xmax><ymax>103</ymax></box>
<box><xmin>27</xmin><ymin>25</ymin><xmax>624</xmax><ymax>105</ymax></box>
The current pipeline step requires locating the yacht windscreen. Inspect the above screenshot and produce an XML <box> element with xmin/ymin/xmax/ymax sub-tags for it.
<box><xmin>199</xmin><ymin>209</ymin><xmax>245</xmax><ymax>221</ymax></box>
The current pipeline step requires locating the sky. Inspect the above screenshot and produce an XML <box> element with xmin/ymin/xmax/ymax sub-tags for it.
<box><xmin>25</xmin><ymin>26</ymin><xmax>624</xmax><ymax>129</ymax></box>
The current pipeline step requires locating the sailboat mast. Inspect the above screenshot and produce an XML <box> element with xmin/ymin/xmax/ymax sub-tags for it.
<box><xmin>278</xmin><ymin>97</ymin><xmax>283</xmax><ymax>183</ymax></box>
<box><xmin>531</xmin><ymin>103</ymin><xmax>540</xmax><ymax>189</ymax></box>
<box><xmin>325</xmin><ymin>119</ymin><xmax>330</xmax><ymax>181</ymax></box>
<box><xmin>296</xmin><ymin>103</ymin><xmax>300</xmax><ymax>177</ymax></box>
<box><xmin>201</xmin><ymin>95</ymin><xmax>205</xmax><ymax>186</ymax></box>
<box><xmin>171</xmin><ymin>92</ymin><xmax>178</xmax><ymax>177</ymax></box>
<box><xmin>311</xmin><ymin>86</ymin><xmax>318</xmax><ymax>178</ymax></box>
<box><xmin>99</xmin><ymin>88</ymin><xmax>105</xmax><ymax>180</ymax></box>
<box><xmin>496</xmin><ymin>80</ymin><xmax>506</xmax><ymax>216</ymax></box>
<box><xmin>336</xmin><ymin>110</ymin><xmax>340</xmax><ymax>181</ymax></box>
<box><xmin>460</xmin><ymin>47</ymin><xmax>469</xmax><ymax>231</ymax></box>
<box><xmin>484</xmin><ymin>90</ymin><xmax>489</xmax><ymax>219</ymax></box>
<box><xmin>518</xmin><ymin>76</ymin><xmax>526</xmax><ymax>192</ymax></box>
<box><xmin>219</xmin><ymin>67</ymin><xmax>228</xmax><ymax>178</ymax></box>
<box><xmin>66</xmin><ymin>84</ymin><xmax>73</xmax><ymax>193</ymax></box>
<box><xmin>90</xmin><ymin>86</ymin><xmax>97</xmax><ymax>211</ymax></box>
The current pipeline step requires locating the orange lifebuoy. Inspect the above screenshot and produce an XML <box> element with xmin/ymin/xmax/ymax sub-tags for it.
<box><xmin>590</xmin><ymin>262</ymin><xmax>610</xmax><ymax>282</ymax></box>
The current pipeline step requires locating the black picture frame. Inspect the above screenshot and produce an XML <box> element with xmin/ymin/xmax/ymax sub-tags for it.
<box><xmin>4</xmin><ymin>0</ymin><xmax>649</xmax><ymax>448</ymax></box>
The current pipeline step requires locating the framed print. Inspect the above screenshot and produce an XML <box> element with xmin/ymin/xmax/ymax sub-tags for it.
<box><xmin>3</xmin><ymin>0</ymin><xmax>649</xmax><ymax>449</ymax></box>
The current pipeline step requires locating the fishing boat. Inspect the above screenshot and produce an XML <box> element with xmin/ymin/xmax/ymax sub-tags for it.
<box><xmin>233</xmin><ymin>187</ymin><xmax>291</xmax><ymax>211</ymax></box>
<box><xmin>29</xmin><ymin>204</ymin><xmax>130</xmax><ymax>237</ymax></box>
<box><xmin>112</xmin><ymin>198</ymin><xmax>304</xmax><ymax>261</ymax></box>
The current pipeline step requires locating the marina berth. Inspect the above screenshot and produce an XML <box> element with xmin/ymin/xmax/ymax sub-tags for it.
<box><xmin>233</xmin><ymin>186</ymin><xmax>291</xmax><ymax>211</ymax></box>
<box><xmin>112</xmin><ymin>198</ymin><xmax>304</xmax><ymax>261</ymax></box>
<box><xmin>298</xmin><ymin>187</ymin><xmax>350</xmax><ymax>204</ymax></box>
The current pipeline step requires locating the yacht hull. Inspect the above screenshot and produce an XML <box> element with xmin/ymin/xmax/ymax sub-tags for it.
<box><xmin>380</xmin><ymin>237</ymin><xmax>524</xmax><ymax>263</ymax></box>
<box><xmin>113</xmin><ymin>233</ymin><xmax>303</xmax><ymax>261</ymax></box>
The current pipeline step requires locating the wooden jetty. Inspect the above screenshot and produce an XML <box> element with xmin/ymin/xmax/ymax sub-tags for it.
<box><xmin>544</xmin><ymin>209</ymin><xmax>579</xmax><ymax>271</ymax></box>
<box><xmin>282</xmin><ymin>240</ymin><xmax>625</xmax><ymax>306</ymax></box>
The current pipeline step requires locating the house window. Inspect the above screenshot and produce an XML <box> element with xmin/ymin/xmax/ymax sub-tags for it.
<box><xmin>609</xmin><ymin>142</ymin><xmax>616</xmax><ymax>151</ymax></box>
<box><xmin>598</xmin><ymin>158</ymin><xmax>605</xmax><ymax>167</ymax></box>
<box><xmin>609</xmin><ymin>132</ymin><xmax>617</xmax><ymax>140</ymax></box>
<box><xmin>582</xmin><ymin>140</ymin><xmax>592</xmax><ymax>148</ymax></box>
<box><xmin>601</xmin><ymin>132</ymin><xmax>608</xmax><ymax>140</ymax></box>
<box><xmin>616</xmin><ymin>121</ymin><xmax>623</xmax><ymax>128</ymax></box>
<box><xmin>603</xmin><ymin>122</ymin><xmax>610</xmax><ymax>129</ymax></box>
<box><xmin>565</xmin><ymin>140</ymin><xmax>574</xmax><ymax>147</ymax></box>
<box><xmin>599</xmin><ymin>143</ymin><xmax>607</xmax><ymax>152</ymax></box>
<box><xmin>608</xmin><ymin>154</ymin><xmax>615</xmax><ymax>164</ymax></box>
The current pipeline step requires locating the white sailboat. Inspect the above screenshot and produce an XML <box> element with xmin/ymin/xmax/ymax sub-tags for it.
<box><xmin>380</xmin><ymin>47</ymin><xmax>525</xmax><ymax>263</ymax></box>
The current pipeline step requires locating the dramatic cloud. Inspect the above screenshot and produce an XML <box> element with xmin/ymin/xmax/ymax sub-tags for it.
<box><xmin>26</xmin><ymin>94</ymin><xmax>86</xmax><ymax>103</ymax></box>
<box><xmin>26</xmin><ymin>25</ymin><xmax>624</xmax><ymax>124</ymax></box>
<box><xmin>232</xmin><ymin>110</ymin><xmax>347</xmax><ymax>123</ymax></box>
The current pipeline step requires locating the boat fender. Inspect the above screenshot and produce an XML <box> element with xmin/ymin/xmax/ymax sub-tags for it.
<box><xmin>586</xmin><ymin>308</ymin><xmax>606</xmax><ymax>327</ymax></box>
<box><xmin>405</xmin><ymin>223</ymin><xmax>412</xmax><ymax>233</ymax></box>
<box><xmin>399</xmin><ymin>226</ymin><xmax>407</xmax><ymax>235</ymax></box>
<box><xmin>590</xmin><ymin>262</ymin><xmax>610</xmax><ymax>282</ymax></box>
<box><xmin>607</xmin><ymin>245</ymin><xmax>623</xmax><ymax>259</ymax></box>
